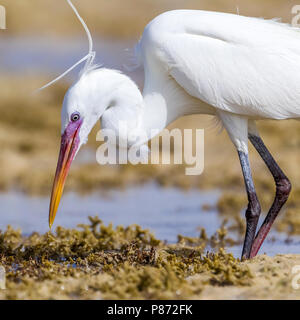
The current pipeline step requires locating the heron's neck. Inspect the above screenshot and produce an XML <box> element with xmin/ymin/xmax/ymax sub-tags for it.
<box><xmin>98</xmin><ymin>68</ymin><xmax>204</xmax><ymax>147</ymax></box>
<box><xmin>139</xmin><ymin>92</ymin><xmax>168</xmax><ymax>141</ymax></box>
<box><xmin>138</xmin><ymin>68</ymin><xmax>202</xmax><ymax>143</ymax></box>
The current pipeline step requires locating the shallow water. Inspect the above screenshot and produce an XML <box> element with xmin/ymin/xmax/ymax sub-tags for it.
<box><xmin>0</xmin><ymin>184</ymin><xmax>219</xmax><ymax>241</ymax></box>
<box><xmin>0</xmin><ymin>183</ymin><xmax>299</xmax><ymax>257</ymax></box>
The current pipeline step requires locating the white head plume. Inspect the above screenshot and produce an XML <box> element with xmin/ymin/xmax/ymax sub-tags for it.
<box><xmin>38</xmin><ymin>0</ymin><xmax>96</xmax><ymax>91</ymax></box>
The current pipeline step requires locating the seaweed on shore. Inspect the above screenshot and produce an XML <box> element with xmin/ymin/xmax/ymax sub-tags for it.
<box><xmin>0</xmin><ymin>217</ymin><xmax>252</xmax><ymax>299</ymax></box>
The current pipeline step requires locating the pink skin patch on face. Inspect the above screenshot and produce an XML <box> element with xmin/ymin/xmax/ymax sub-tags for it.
<box><xmin>59</xmin><ymin>118</ymin><xmax>83</xmax><ymax>171</ymax></box>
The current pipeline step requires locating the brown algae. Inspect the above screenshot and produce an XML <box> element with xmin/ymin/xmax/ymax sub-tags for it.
<box><xmin>0</xmin><ymin>217</ymin><xmax>255</xmax><ymax>299</ymax></box>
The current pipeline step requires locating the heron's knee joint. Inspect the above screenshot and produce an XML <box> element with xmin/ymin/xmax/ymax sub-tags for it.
<box><xmin>276</xmin><ymin>178</ymin><xmax>292</xmax><ymax>200</ymax></box>
<box><xmin>246</xmin><ymin>200</ymin><xmax>261</xmax><ymax>220</ymax></box>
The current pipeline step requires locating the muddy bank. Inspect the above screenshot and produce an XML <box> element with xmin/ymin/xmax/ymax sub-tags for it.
<box><xmin>198</xmin><ymin>254</ymin><xmax>300</xmax><ymax>299</ymax></box>
<box><xmin>1</xmin><ymin>0</ymin><xmax>295</xmax><ymax>38</ymax></box>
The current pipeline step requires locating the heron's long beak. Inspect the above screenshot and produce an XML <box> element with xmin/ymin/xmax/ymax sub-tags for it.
<box><xmin>49</xmin><ymin>120</ymin><xmax>82</xmax><ymax>228</ymax></box>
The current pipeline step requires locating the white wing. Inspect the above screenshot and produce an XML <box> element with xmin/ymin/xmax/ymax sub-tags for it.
<box><xmin>139</xmin><ymin>10</ymin><xmax>300</xmax><ymax>120</ymax></box>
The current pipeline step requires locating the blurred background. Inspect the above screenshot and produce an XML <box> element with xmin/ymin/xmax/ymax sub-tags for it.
<box><xmin>0</xmin><ymin>0</ymin><xmax>299</xmax><ymax>256</ymax></box>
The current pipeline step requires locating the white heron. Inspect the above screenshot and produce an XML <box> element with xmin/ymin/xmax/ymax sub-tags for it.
<box><xmin>42</xmin><ymin>0</ymin><xmax>298</xmax><ymax>259</ymax></box>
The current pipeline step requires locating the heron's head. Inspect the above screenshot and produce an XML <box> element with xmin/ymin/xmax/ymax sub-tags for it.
<box><xmin>49</xmin><ymin>68</ymin><xmax>144</xmax><ymax>227</ymax></box>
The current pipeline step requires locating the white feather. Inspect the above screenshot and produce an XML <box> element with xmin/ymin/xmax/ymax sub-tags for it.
<box><xmin>137</xmin><ymin>10</ymin><xmax>300</xmax><ymax>120</ymax></box>
<box><xmin>38</xmin><ymin>0</ymin><xmax>96</xmax><ymax>91</ymax></box>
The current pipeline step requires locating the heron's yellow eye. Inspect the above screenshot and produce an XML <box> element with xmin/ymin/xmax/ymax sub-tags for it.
<box><xmin>71</xmin><ymin>112</ymin><xmax>80</xmax><ymax>122</ymax></box>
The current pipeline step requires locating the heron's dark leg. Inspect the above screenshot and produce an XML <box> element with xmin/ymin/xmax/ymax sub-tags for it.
<box><xmin>238</xmin><ymin>151</ymin><xmax>261</xmax><ymax>260</ymax></box>
<box><xmin>249</xmin><ymin>134</ymin><xmax>291</xmax><ymax>258</ymax></box>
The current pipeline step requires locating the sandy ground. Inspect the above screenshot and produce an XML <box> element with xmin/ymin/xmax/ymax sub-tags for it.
<box><xmin>198</xmin><ymin>254</ymin><xmax>300</xmax><ymax>299</ymax></box>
